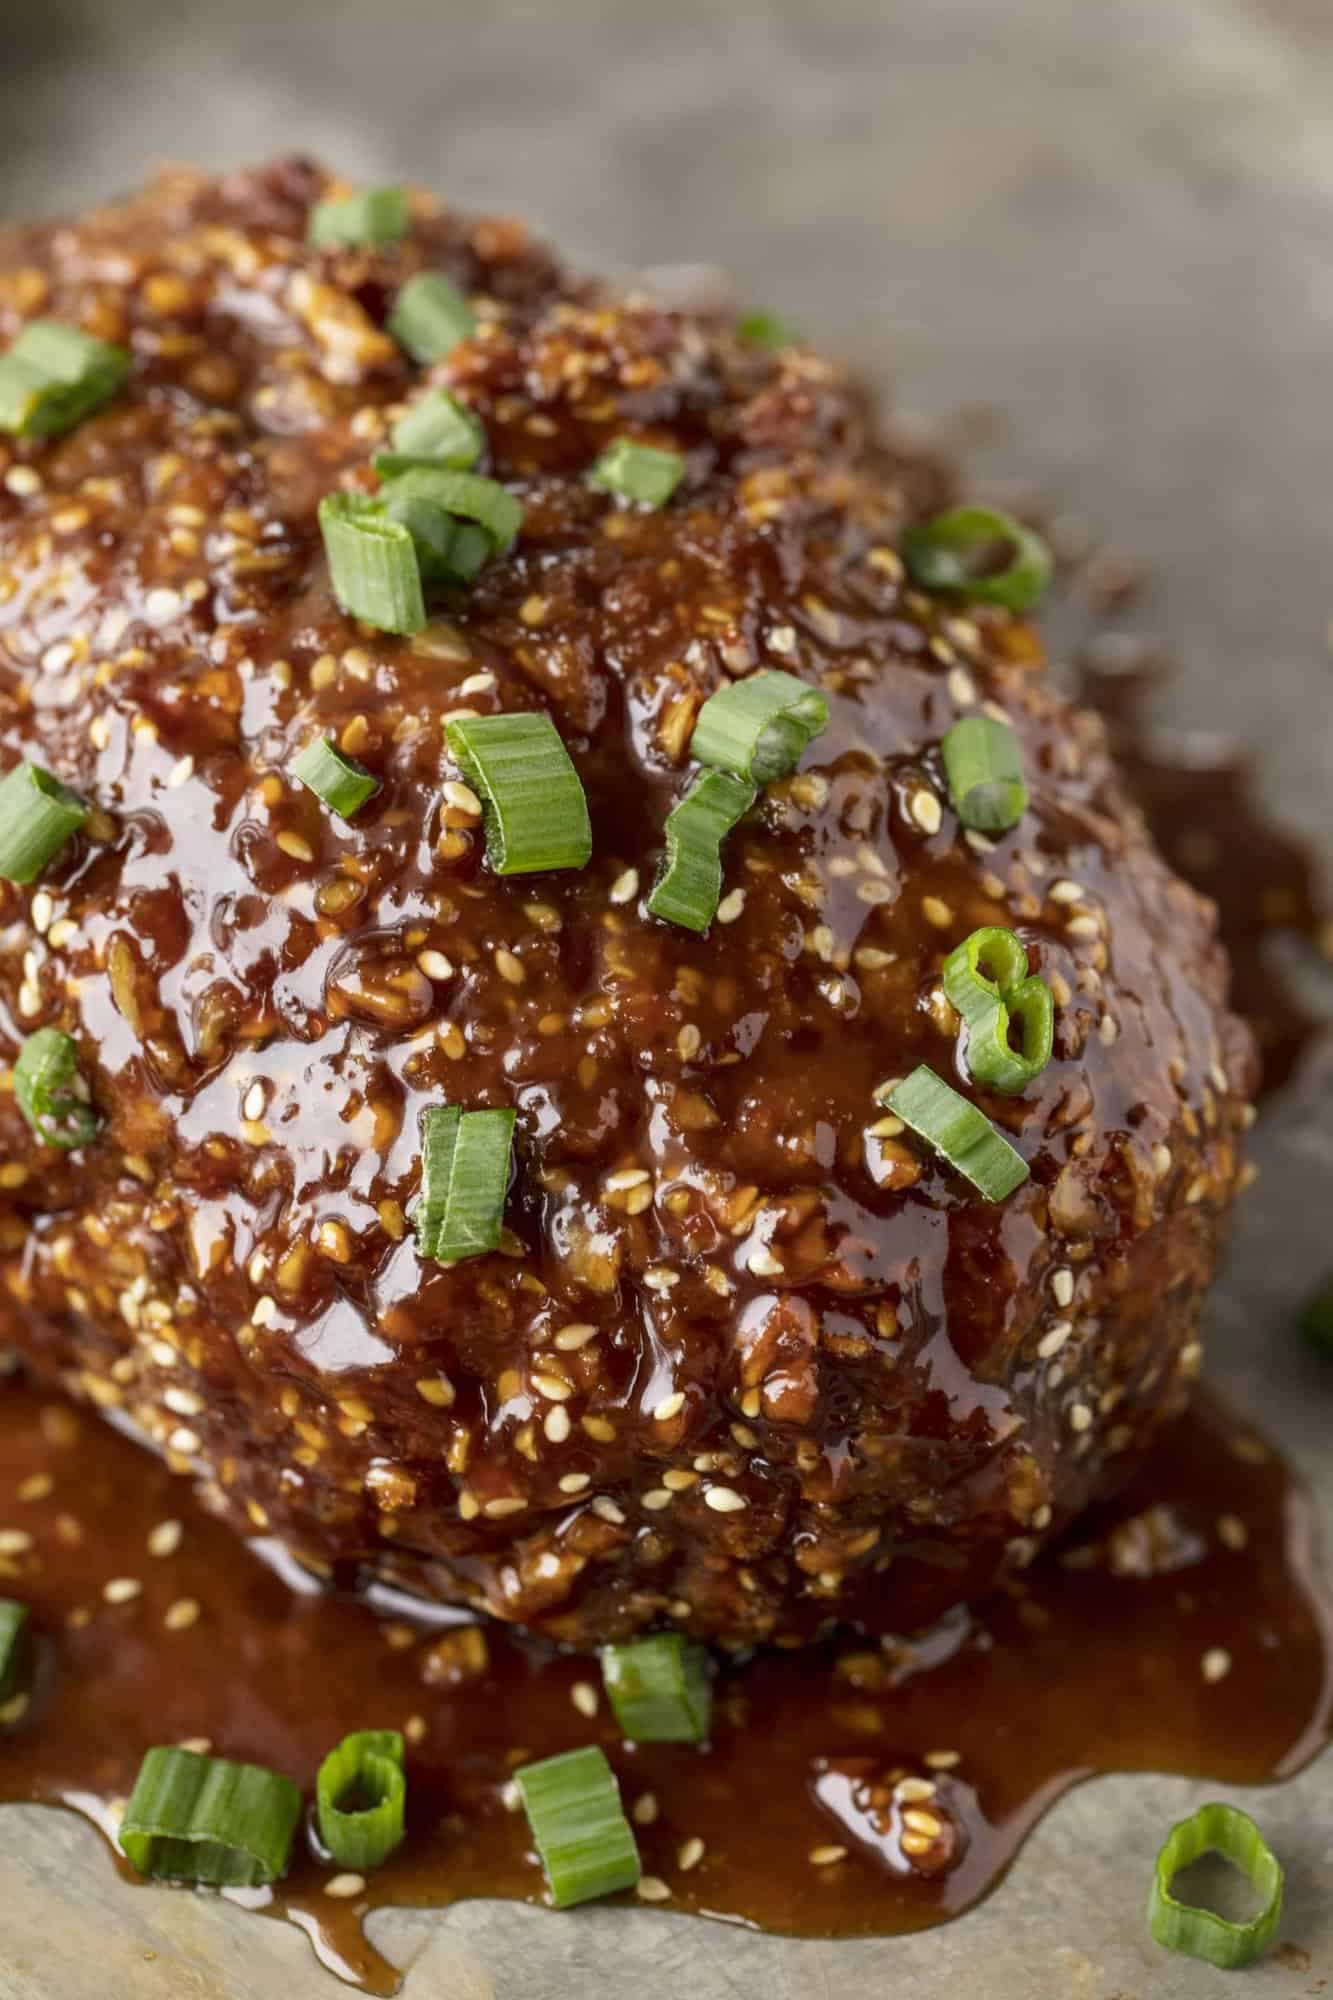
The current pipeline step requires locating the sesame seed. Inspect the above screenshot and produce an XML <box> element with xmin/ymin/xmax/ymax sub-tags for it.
<box><xmin>609</xmin><ymin>867</ymin><xmax>639</xmax><ymax>905</ymax></box>
<box><xmin>162</xmin><ymin>1386</ymin><xmax>203</xmax><ymax>1417</ymax></box>
<box><xmin>1217</xmin><ymin>1514</ymin><xmax>1248</xmax><ymax>1551</ymax></box>
<box><xmin>748</xmin><ymin>1243</ymin><xmax>784</xmax><ymax>1277</ymax></box>
<box><xmin>103</xmin><ymin>1577</ymin><xmax>142</xmax><ymax>1605</ymax></box>
<box><xmin>605</xmin><ymin>1167</ymin><xmax>650</xmax><ymax>1193</ymax></box>
<box><xmin>276</xmin><ymin>831</ymin><xmax>315</xmax><ymax>863</ymax></box>
<box><xmin>570</xmin><ymin>1680</ymin><xmax>598</xmax><ymax>1718</ymax></box>
<box><xmin>901</xmin><ymin>1808</ymin><xmax>942</xmax><ymax>1836</ymax></box>
<box><xmin>1201</xmin><ymin>1647</ymin><xmax>1232</xmax><ymax>1684</ymax></box>
<box><xmin>1068</xmin><ymin>1403</ymin><xmax>1093</xmax><ymax>1432</ymax></box>
<box><xmin>0</xmin><ymin>1530</ymin><xmax>32</xmax><ymax>1556</ymax></box>
<box><xmin>894</xmin><ymin>1776</ymin><xmax>938</xmax><ymax>1803</ymax></box>
<box><xmin>495</xmin><ymin>948</ymin><xmax>525</xmax><ymax>985</ymax></box>
<box><xmin>677</xmin><ymin>1023</ymin><xmax>701</xmax><ymax>1060</ymax></box>
<box><xmin>5</xmin><ymin>466</ymin><xmax>42</xmax><ymax>496</ymax></box>
<box><xmin>632</xmin><ymin>1792</ymin><xmax>658</xmax><ymax>1825</ymax></box>
<box><xmin>636</xmin><ymin>1876</ymin><xmax>671</xmax><ymax>1903</ymax></box>
<box><xmin>442</xmin><ymin>780</ymin><xmax>482</xmax><ymax>816</ymax></box>
<box><xmin>532</xmin><ymin>1373</ymin><xmax>572</xmax><ymax>1401</ymax></box>
<box><xmin>921</xmin><ymin>895</ymin><xmax>953</xmax><ymax>929</ymax></box>
<box><xmin>483</xmin><ymin>1497</ymin><xmax>526</xmax><ymax>1518</ymax></box>
<box><xmin>164</xmin><ymin>1597</ymin><xmax>200</xmax><ymax>1632</ymax></box>
<box><xmin>1152</xmin><ymin>1143</ymin><xmax>1173</xmax><ymax>1177</ymax></box>
<box><xmin>144</xmin><ymin>587</ymin><xmax>183</xmax><ymax>623</ymax></box>
<box><xmin>29</xmin><ymin>891</ymin><xmax>53</xmax><ymax>934</ymax></box>
<box><xmin>924</xmin><ymin>1749</ymin><xmax>961</xmax><ymax>1770</ymax></box>
<box><xmin>16</xmin><ymin>1474</ymin><xmax>52</xmax><ymax>1503</ymax></box>
<box><xmin>642</xmin><ymin>1489</ymin><xmax>673</xmax><ymax>1511</ymax></box>
<box><xmin>544</xmin><ymin>1406</ymin><xmax>571</xmax><ymax>1443</ymax></box>
<box><xmin>558</xmin><ymin>1473</ymin><xmax>590</xmax><ymax>1494</ymax></box>
<box><xmin>1048</xmin><ymin>879</ymin><xmax>1084</xmax><ymax>903</ymax></box>
<box><xmin>241</xmin><ymin>1081</ymin><xmax>266</xmax><ymax>1122</ymax></box>
<box><xmin>0</xmin><ymin>1692</ymin><xmax>30</xmax><ymax>1725</ymax></box>
<box><xmin>166</xmin><ymin>754</ymin><xmax>194</xmax><ymax>789</ymax></box>
<box><xmin>418</xmin><ymin>950</ymin><xmax>454</xmax><ymax>980</ymax></box>
<box><xmin>907</xmin><ymin>788</ymin><xmax>942</xmax><ymax>835</ymax></box>
<box><xmin>809</xmin><ymin>1845</ymin><xmax>847</xmax><ymax>1866</ymax></box>
<box><xmin>703</xmin><ymin>1485</ymin><xmax>747</xmax><ymax>1513</ymax></box>
<box><xmin>678</xmin><ymin>1837</ymin><xmax>705</xmax><ymax>1871</ymax></box>
<box><xmin>553</xmin><ymin>1323</ymin><xmax>598</xmax><ymax>1351</ymax></box>
<box><xmin>1051</xmin><ymin>1269</ymin><xmax>1074</xmax><ymax>1308</ymax></box>
<box><xmin>716</xmin><ymin>888</ymin><xmax>746</xmax><ymax>924</ymax></box>
<box><xmin>947</xmin><ymin>666</ymin><xmax>977</xmax><ymax>706</ymax></box>
<box><xmin>653</xmin><ymin>1392</ymin><xmax>686</xmax><ymax>1422</ymax></box>
<box><xmin>1037</xmin><ymin>1321</ymin><xmax>1073</xmax><ymax>1359</ymax></box>
<box><xmin>1066</xmin><ymin>914</ymin><xmax>1102</xmax><ymax>940</ymax></box>
<box><xmin>324</xmin><ymin>1873</ymin><xmax>366</xmax><ymax>1899</ymax></box>
<box><xmin>167</xmin><ymin>1426</ymin><xmax>201</xmax><ymax>1455</ymax></box>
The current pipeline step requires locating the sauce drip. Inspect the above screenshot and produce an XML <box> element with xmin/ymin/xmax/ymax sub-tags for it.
<box><xmin>0</xmin><ymin>1370</ymin><xmax>1326</xmax><ymax>1992</ymax></box>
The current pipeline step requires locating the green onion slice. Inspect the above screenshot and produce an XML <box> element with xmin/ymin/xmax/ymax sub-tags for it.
<box><xmin>690</xmin><ymin>668</ymin><xmax>828</xmax><ymax>785</ymax></box>
<box><xmin>0</xmin><ymin>761</ymin><xmax>89</xmax><ymax>883</ymax></box>
<box><xmin>308</xmin><ymin>186</ymin><xmax>410</xmax><ymax>249</ymax></box>
<box><xmin>647</xmin><ymin>768</ymin><xmax>756</xmax><ymax>933</ymax></box>
<box><xmin>588</xmin><ymin>437</ymin><xmax>685</xmax><ymax>509</ymax></box>
<box><xmin>445</xmin><ymin>712</ymin><xmax>591</xmax><ymax>874</ymax></box>
<box><xmin>902</xmin><ymin>504</ymin><xmax>1052</xmax><ymax>613</ymax></box>
<box><xmin>315</xmin><ymin>1729</ymin><xmax>406</xmax><ymax>1871</ymax></box>
<box><xmin>0</xmin><ymin>321</ymin><xmax>131</xmax><ymax>441</ymax></box>
<box><xmin>889</xmin><ymin>1064</ymin><xmax>1029</xmax><ymax>1202</ymax></box>
<box><xmin>514</xmin><ymin>1745</ymin><xmax>641</xmax><ymax>1908</ymax></box>
<box><xmin>415</xmin><ymin>1104</ymin><xmax>516</xmax><ymax>1264</ymax></box>
<box><xmin>942</xmin><ymin>926</ymin><xmax>1053</xmax><ymax>1094</ymax></box>
<box><xmin>119</xmin><ymin>1746</ymin><xmax>301</xmax><ymax>1888</ymax></box>
<box><xmin>940</xmin><ymin>714</ymin><xmax>1029</xmax><ymax>833</ymax></box>
<box><xmin>0</xmin><ymin>1600</ymin><xmax>29</xmax><ymax>1702</ymax></box>
<box><xmin>601</xmin><ymin>1634</ymin><xmax>713</xmax><ymax>1743</ymax></box>
<box><xmin>442</xmin><ymin>521</ymin><xmax>491</xmax><ymax>583</ymax></box>
<box><xmin>736</xmin><ymin>310</ymin><xmax>797</xmax><ymax>349</ymax></box>
<box><xmin>318</xmin><ymin>492</ymin><xmax>425</xmax><ymax>636</ymax></box>
<box><xmin>379</xmin><ymin>465</ymin><xmax>520</xmax><ymax>554</ymax></box>
<box><xmin>1302</xmin><ymin>1277</ymin><xmax>1333</xmax><ymax>1356</ymax></box>
<box><xmin>14</xmin><ymin>1027</ymin><xmax>99</xmax><ymax>1150</ymax></box>
<box><xmin>292</xmin><ymin>737</ymin><xmax>378</xmax><ymax>820</ymax></box>
<box><xmin>387</xmin><ymin>272</ymin><xmax>476</xmax><ymax>364</ymax></box>
<box><xmin>373</xmin><ymin>388</ymin><xmax>485</xmax><ymax>475</ymax></box>
<box><xmin>1147</xmin><ymin>1802</ymin><xmax>1283</xmax><ymax>1969</ymax></box>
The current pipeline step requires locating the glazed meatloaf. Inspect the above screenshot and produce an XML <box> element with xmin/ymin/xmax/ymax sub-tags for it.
<box><xmin>0</xmin><ymin>159</ymin><xmax>1255</xmax><ymax>1649</ymax></box>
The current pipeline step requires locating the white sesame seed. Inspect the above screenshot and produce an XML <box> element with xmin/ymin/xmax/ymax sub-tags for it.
<box><xmin>553</xmin><ymin>1323</ymin><xmax>598</xmax><ymax>1351</ymax></box>
<box><xmin>29</xmin><ymin>891</ymin><xmax>53</xmax><ymax>934</ymax></box>
<box><xmin>1201</xmin><ymin>1647</ymin><xmax>1232</xmax><ymax>1684</ymax></box>
<box><xmin>591</xmin><ymin>1496</ymin><xmax>626</xmax><ymax>1525</ymax></box>
<box><xmin>0</xmin><ymin>1530</ymin><xmax>32</xmax><ymax>1556</ymax></box>
<box><xmin>809</xmin><ymin>1845</ymin><xmax>848</xmax><ymax>1866</ymax></box>
<box><xmin>162</xmin><ymin>1386</ymin><xmax>203</xmax><ymax>1417</ymax></box>
<box><xmin>894</xmin><ymin>1776</ymin><xmax>938</xmax><ymax>1803</ymax></box>
<box><xmin>570</xmin><ymin>1680</ymin><xmax>598</xmax><ymax>1718</ymax></box>
<box><xmin>103</xmin><ymin>1577</ymin><xmax>142</xmax><ymax>1605</ymax></box>
<box><xmin>703</xmin><ymin>1485</ymin><xmax>747</xmax><ymax>1513</ymax></box>
<box><xmin>442</xmin><ymin>780</ymin><xmax>482</xmax><ymax>816</ymax></box>
<box><xmin>1066</xmin><ymin>914</ymin><xmax>1102</xmax><ymax>940</ymax></box>
<box><xmin>642</xmin><ymin>1489</ymin><xmax>673</xmax><ymax>1511</ymax></box>
<box><xmin>147</xmin><ymin>1519</ymin><xmax>182</xmax><ymax>1559</ymax></box>
<box><xmin>417</xmin><ymin>950</ymin><xmax>454</xmax><ymax>980</ymax></box>
<box><xmin>609</xmin><ymin>867</ymin><xmax>639</xmax><ymax>905</ymax></box>
<box><xmin>558</xmin><ymin>1472</ymin><xmax>591</xmax><ymax>1494</ymax></box>
<box><xmin>166</xmin><ymin>754</ymin><xmax>194</xmax><ymax>789</ymax></box>
<box><xmin>458</xmin><ymin>673</ymin><xmax>497</xmax><ymax>697</ymax></box>
<box><xmin>653</xmin><ymin>1392</ymin><xmax>686</xmax><ymax>1422</ymax></box>
<box><xmin>5</xmin><ymin>466</ymin><xmax>42</xmax><ymax>496</ymax></box>
<box><xmin>143</xmin><ymin>587</ymin><xmax>183</xmax><ymax>624</ymax></box>
<box><xmin>678</xmin><ymin>1836</ymin><xmax>706</xmax><ymax>1871</ymax></box>
<box><xmin>925</xmin><ymin>1749</ymin><xmax>961</xmax><ymax>1770</ymax></box>
<box><xmin>482</xmin><ymin>1496</ymin><xmax>526</xmax><ymax>1518</ymax></box>
<box><xmin>632</xmin><ymin>1792</ymin><xmax>658</xmax><ymax>1825</ymax></box>
<box><xmin>1048</xmin><ymin>879</ymin><xmax>1084</xmax><ymax>904</ymax></box>
<box><xmin>543</xmin><ymin>1406</ymin><xmax>571</xmax><ymax>1444</ymax></box>
<box><xmin>1098</xmin><ymin>1013</ymin><xmax>1119</xmax><ymax>1045</ymax></box>
<box><xmin>532</xmin><ymin>1373</ymin><xmax>572</xmax><ymax>1401</ymax></box>
<box><xmin>324</xmin><ymin>1873</ymin><xmax>366</xmax><ymax>1899</ymax></box>
<box><xmin>241</xmin><ymin>1081</ymin><xmax>266</xmax><ymax>1122</ymax></box>
<box><xmin>1152</xmin><ymin>1143</ymin><xmax>1173</xmax><ymax>1177</ymax></box>
<box><xmin>1037</xmin><ymin>1320</ymin><xmax>1073</xmax><ymax>1359</ymax></box>
<box><xmin>636</xmin><ymin>1876</ymin><xmax>671</xmax><ymax>1903</ymax></box>
<box><xmin>1068</xmin><ymin>1402</ymin><xmax>1093</xmax><ymax>1432</ymax></box>
<box><xmin>164</xmin><ymin>1596</ymin><xmax>200</xmax><ymax>1632</ymax></box>
<box><xmin>605</xmin><ymin>1167</ymin><xmax>651</xmax><ymax>1193</ymax></box>
<box><xmin>1051</xmin><ymin>1269</ymin><xmax>1074</xmax><ymax>1308</ymax></box>
<box><xmin>907</xmin><ymin>788</ymin><xmax>942</xmax><ymax>835</ymax></box>
<box><xmin>748</xmin><ymin>1243</ymin><xmax>784</xmax><ymax>1278</ymax></box>
<box><xmin>1217</xmin><ymin>1514</ymin><xmax>1248</xmax><ymax>1551</ymax></box>
<box><xmin>716</xmin><ymin>888</ymin><xmax>746</xmax><ymax>924</ymax></box>
<box><xmin>166</xmin><ymin>1427</ymin><xmax>201</xmax><ymax>1455</ymax></box>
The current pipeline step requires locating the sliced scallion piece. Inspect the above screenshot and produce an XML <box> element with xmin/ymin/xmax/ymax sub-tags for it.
<box><xmin>388</xmin><ymin>272</ymin><xmax>476</xmax><ymax>364</ymax></box>
<box><xmin>443</xmin><ymin>521</ymin><xmax>491</xmax><ymax>583</ymax></box>
<box><xmin>736</xmin><ymin>310</ymin><xmax>797</xmax><ymax>349</ymax></box>
<box><xmin>0</xmin><ymin>321</ymin><xmax>131</xmax><ymax>441</ymax></box>
<box><xmin>942</xmin><ymin>925</ymin><xmax>1053</xmax><ymax>1095</ymax></box>
<box><xmin>373</xmin><ymin>388</ymin><xmax>485</xmax><ymax>476</ymax></box>
<box><xmin>1147</xmin><ymin>1802</ymin><xmax>1283</xmax><ymax>1969</ymax></box>
<box><xmin>0</xmin><ymin>1600</ymin><xmax>29</xmax><ymax>1702</ymax></box>
<box><xmin>940</xmin><ymin>715</ymin><xmax>1028</xmax><ymax>834</ymax></box>
<box><xmin>381</xmin><ymin>467</ymin><xmax>520</xmax><ymax>553</ymax></box>
<box><xmin>588</xmin><ymin>438</ymin><xmax>684</xmax><ymax>509</ymax></box>
<box><xmin>0</xmin><ymin>761</ymin><xmax>88</xmax><ymax>883</ymax></box>
<box><xmin>647</xmin><ymin>768</ymin><xmax>756</xmax><ymax>933</ymax></box>
<box><xmin>690</xmin><ymin>668</ymin><xmax>828</xmax><ymax>785</ymax></box>
<box><xmin>445</xmin><ymin>713</ymin><xmax>591</xmax><ymax>874</ymax></box>
<box><xmin>318</xmin><ymin>492</ymin><xmax>425</xmax><ymax>636</ymax></box>
<box><xmin>601</xmin><ymin>1634</ymin><xmax>713</xmax><ymax>1743</ymax></box>
<box><xmin>14</xmin><ymin>1027</ymin><xmax>99</xmax><ymax>1150</ymax></box>
<box><xmin>415</xmin><ymin>1104</ymin><xmax>516</xmax><ymax>1265</ymax></box>
<box><xmin>316</xmin><ymin>1729</ymin><xmax>406</xmax><ymax>1870</ymax></box>
<box><xmin>514</xmin><ymin>1745</ymin><xmax>640</xmax><ymax>1908</ymax></box>
<box><xmin>119</xmin><ymin>1745</ymin><xmax>301</xmax><ymax>1887</ymax></box>
<box><xmin>1302</xmin><ymin>1277</ymin><xmax>1333</xmax><ymax>1356</ymax></box>
<box><xmin>292</xmin><ymin>737</ymin><xmax>378</xmax><ymax>820</ymax></box>
<box><xmin>889</xmin><ymin>1064</ymin><xmax>1029</xmax><ymax>1202</ymax></box>
<box><xmin>902</xmin><ymin>504</ymin><xmax>1052</xmax><ymax>613</ymax></box>
<box><xmin>308</xmin><ymin>186</ymin><xmax>410</xmax><ymax>249</ymax></box>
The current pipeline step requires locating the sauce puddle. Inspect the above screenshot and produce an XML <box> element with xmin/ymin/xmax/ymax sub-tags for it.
<box><xmin>0</xmin><ymin>1370</ymin><xmax>1327</xmax><ymax>1991</ymax></box>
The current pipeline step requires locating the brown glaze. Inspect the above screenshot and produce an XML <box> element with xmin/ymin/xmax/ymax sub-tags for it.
<box><xmin>0</xmin><ymin>1369</ymin><xmax>1326</xmax><ymax>1992</ymax></box>
<box><xmin>0</xmin><ymin>160</ymin><xmax>1257</xmax><ymax>1651</ymax></box>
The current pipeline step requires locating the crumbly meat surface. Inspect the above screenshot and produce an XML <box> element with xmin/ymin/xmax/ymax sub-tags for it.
<box><xmin>0</xmin><ymin>158</ymin><xmax>1256</xmax><ymax>1647</ymax></box>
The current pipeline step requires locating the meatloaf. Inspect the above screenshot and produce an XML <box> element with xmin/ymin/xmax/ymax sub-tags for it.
<box><xmin>0</xmin><ymin>158</ymin><xmax>1255</xmax><ymax>1648</ymax></box>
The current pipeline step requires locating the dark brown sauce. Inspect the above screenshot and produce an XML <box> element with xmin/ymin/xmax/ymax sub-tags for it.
<box><xmin>0</xmin><ymin>1369</ymin><xmax>1326</xmax><ymax>1992</ymax></box>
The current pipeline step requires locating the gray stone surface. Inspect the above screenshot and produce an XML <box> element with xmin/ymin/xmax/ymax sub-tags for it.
<box><xmin>0</xmin><ymin>1</ymin><xmax>1329</xmax><ymax>1994</ymax></box>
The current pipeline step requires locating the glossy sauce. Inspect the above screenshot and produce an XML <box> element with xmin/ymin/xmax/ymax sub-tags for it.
<box><xmin>0</xmin><ymin>1370</ymin><xmax>1327</xmax><ymax>1992</ymax></box>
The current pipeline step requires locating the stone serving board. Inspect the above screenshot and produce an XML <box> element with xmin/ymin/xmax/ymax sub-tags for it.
<box><xmin>0</xmin><ymin>0</ymin><xmax>1330</xmax><ymax>1992</ymax></box>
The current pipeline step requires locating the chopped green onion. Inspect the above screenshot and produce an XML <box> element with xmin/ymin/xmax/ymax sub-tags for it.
<box><xmin>647</xmin><ymin>768</ymin><xmax>756</xmax><ymax>933</ymax></box>
<box><xmin>292</xmin><ymin>737</ymin><xmax>378</xmax><ymax>819</ymax></box>
<box><xmin>902</xmin><ymin>504</ymin><xmax>1052</xmax><ymax>613</ymax></box>
<box><xmin>601</xmin><ymin>1635</ymin><xmax>713</xmax><ymax>1743</ymax></box>
<box><xmin>940</xmin><ymin>715</ymin><xmax>1028</xmax><ymax>833</ymax></box>
<box><xmin>690</xmin><ymin>668</ymin><xmax>828</xmax><ymax>785</ymax></box>
<box><xmin>308</xmin><ymin>186</ymin><xmax>410</xmax><ymax>249</ymax></box>
<box><xmin>373</xmin><ymin>388</ymin><xmax>485</xmax><ymax>476</ymax></box>
<box><xmin>1148</xmin><ymin>1802</ymin><xmax>1283</xmax><ymax>1969</ymax></box>
<box><xmin>0</xmin><ymin>321</ymin><xmax>131</xmax><ymax>441</ymax></box>
<box><xmin>0</xmin><ymin>1600</ymin><xmax>29</xmax><ymax>1702</ymax></box>
<box><xmin>445</xmin><ymin>713</ymin><xmax>591</xmax><ymax>874</ymax></box>
<box><xmin>379</xmin><ymin>466</ymin><xmax>521</xmax><ymax>556</ymax></box>
<box><xmin>1302</xmin><ymin>1278</ymin><xmax>1333</xmax><ymax>1356</ymax></box>
<box><xmin>514</xmin><ymin>1745</ymin><xmax>640</xmax><ymax>1908</ymax></box>
<box><xmin>119</xmin><ymin>1745</ymin><xmax>301</xmax><ymax>1888</ymax></box>
<box><xmin>387</xmin><ymin>272</ymin><xmax>476</xmax><ymax>363</ymax></box>
<box><xmin>315</xmin><ymin>1729</ymin><xmax>406</xmax><ymax>1870</ymax></box>
<box><xmin>414</xmin><ymin>1104</ymin><xmax>516</xmax><ymax>1265</ymax></box>
<box><xmin>442</xmin><ymin>521</ymin><xmax>491</xmax><ymax>582</ymax></box>
<box><xmin>588</xmin><ymin>437</ymin><xmax>684</xmax><ymax>509</ymax></box>
<box><xmin>942</xmin><ymin>926</ymin><xmax>1053</xmax><ymax>1094</ymax></box>
<box><xmin>0</xmin><ymin>761</ymin><xmax>88</xmax><ymax>883</ymax></box>
<box><xmin>14</xmin><ymin>1027</ymin><xmax>99</xmax><ymax>1150</ymax></box>
<box><xmin>889</xmin><ymin>1064</ymin><xmax>1029</xmax><ymax>1202</ymax></box>
<box><xmin>736</xmin><ymin>310</ymin><xmax>797</xmax><ymax>349</ymax></box>
<box><xmin>318</xmin><ymin>492</ymin><xmax>425</xmax><ymax>636</ymax></box>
